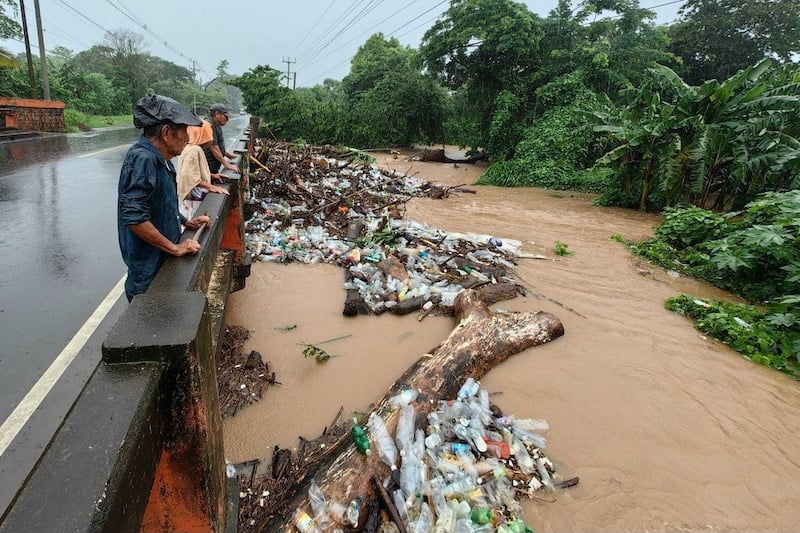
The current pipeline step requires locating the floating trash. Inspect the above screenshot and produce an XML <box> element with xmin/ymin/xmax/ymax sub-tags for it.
<box><xmin>244</xmin><ymin>141</ymin><xmax>525</xmax><ymax>317</ymax></box>
<box><xmin>287</xmin><ymin>378</ymin><xmax>577</xmax><ymax>533</ymax></box>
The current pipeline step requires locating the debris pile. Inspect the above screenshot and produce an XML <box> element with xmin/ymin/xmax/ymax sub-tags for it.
<box><xmin>236</xmin><ymin>378</ymin><xmax>576</xmax><ymax>533</ymax></box>
<box><xmin>245</xmin><ymin>141</ymin><xmax>525</xmax><ymax>316</ymax></box>
<box><xmin>217</xmin><ymin>325</ymin><xmax>279</xmax><ymax>419</ymax></box>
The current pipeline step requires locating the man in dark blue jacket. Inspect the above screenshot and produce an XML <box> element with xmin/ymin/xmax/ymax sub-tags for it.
<box><xmin>118</xmin><ymin>94</ymin><xmax>210</xmax><ymax>301</ymax></box>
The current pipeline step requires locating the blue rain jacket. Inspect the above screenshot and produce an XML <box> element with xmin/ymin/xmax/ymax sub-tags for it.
<box><xmin>117</xmin><ymin>135</ymin><xmax>185</xmax><ymax>300</ymax></box>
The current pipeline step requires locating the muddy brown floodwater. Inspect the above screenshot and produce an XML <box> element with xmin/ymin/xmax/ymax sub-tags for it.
<box><xmin>223</xmin><ymin>153</ymin><xmax>800</xmax><ymax>532</ymax></box>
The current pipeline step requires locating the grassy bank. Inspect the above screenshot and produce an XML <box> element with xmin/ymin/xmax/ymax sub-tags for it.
<box><xmin>64</xmin><ymin>108</ymin><xmax>132</xmax><ymax>132</ymax></box>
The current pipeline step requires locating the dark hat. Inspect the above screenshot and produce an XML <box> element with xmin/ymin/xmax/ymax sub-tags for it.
<box><xmin>209</xmin><ymin>103</ymin><xmax>230</xmax><ymax>118</ymax></box>
<box><xmin>133</xmin><ymin>94</ymin><xmax>202</xmax><ymax>128</ymax></box>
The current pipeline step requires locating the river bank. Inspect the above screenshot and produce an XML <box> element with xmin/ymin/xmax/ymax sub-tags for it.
<box><xmin>223</xmin><ymin>152</ymin><xmax>800</xmax><ymax>531</ymax></box>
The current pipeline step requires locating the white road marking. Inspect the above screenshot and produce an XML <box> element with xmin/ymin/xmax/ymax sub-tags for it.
<box><xmin>78</xmin><ymin>144</ymin><xmax>129</xmax><ymax>158</ymax></box>
<box><xmin>0</xmin><ymin>276</ymin><xmax>126</xmax><ymax>457</ymax></box>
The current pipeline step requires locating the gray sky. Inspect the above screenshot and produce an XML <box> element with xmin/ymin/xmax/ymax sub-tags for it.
<box><xmin>4</xmin><ymin>0</ymin><xmax>682</xmax><ymax>88</ymax></box>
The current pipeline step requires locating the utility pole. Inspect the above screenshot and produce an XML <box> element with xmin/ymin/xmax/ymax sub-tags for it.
<box><xmin>19</xmin><ymin>0</ymin><xmax>36</xmax><ymax>99</ymax></box>
<box><xmin>282</xmin><ymin>57</ymin><xmax>296</xmax><ymax>89</ymax></box>
<box><xmin>293</xmin><ymin>71</ymin><xmax>297</xmax><ymax>90</ymax></box>
<box><xmin>33</xmin><ymin>0</ymin><xmax>49</xmax><ymax>100</ymax></box>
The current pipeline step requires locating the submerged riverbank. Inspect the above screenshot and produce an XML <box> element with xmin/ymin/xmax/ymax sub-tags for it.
<box><xmin>223</xmin><ymin>152</ymin><xmax>800</xmax><ymax>531</ymax></box>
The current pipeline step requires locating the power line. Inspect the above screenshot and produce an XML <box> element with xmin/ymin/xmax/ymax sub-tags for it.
<box><xmin>53</xmin><ymin>0</ymin><xmax>109</xmax><ymax>34</ymax></box>
<box><xmin>385</xmin><ymin>0</ymin><xmax>448</xmax><ymax>37</ymax></box>
<box><xmin>104</xmin><ymin>0</ymin><xmax>200</xmax><ymax>69</ymax></box>
<box><xmin>301</xmin><ymin>0</ymin><xmax>449</xmax><ymax>86</ymax></box>
<box><xmin>295</xmin><ymin>0</ymin><xmax>365</xmax><ymax>60</ymax></box>
<box><xmin>393</xmin><ymin>13</ymin><xmax>441</xmax><ymax>40</ymax></box>
<box><xmin>300</xmin><ymin>0</ymin><xmax>424</xmax><ymax>71</ymax></box>
<box><xmin>291</xmin><ymin>0</ymin><xmax>339</xmax><ymax>56</ymax></box>
<box><xmin>299</xmin><ymin>0</ymin><xmax>388</xmax><ymax>63</ymax></box>
<box><xmin>43</xmin><ymin>18</ymin><xmax>90</xmax><ymax>48</ymax></box>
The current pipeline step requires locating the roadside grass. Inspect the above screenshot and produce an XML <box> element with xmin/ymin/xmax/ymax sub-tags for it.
<box><xmin>64</xmin><ymin>108</ymin><xmax>132</xmax><ymax>132</ymax></box>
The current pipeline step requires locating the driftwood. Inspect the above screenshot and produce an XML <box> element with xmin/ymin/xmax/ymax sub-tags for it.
<box><xmin>254</xmin><ymin>289</ymin><xmax>564</xmax><ymax>533</ymax></box>
<box><xmin>428</xmin><ymin>182</ymin><xmax>477</xmax><ymax>199</ymax></box>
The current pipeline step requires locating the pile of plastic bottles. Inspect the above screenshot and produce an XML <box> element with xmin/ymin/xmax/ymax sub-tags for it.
<box><xmin>245</xmin><ymin>216</ymin><xmax>522</xmax><ymax>313</ymax></box>
<box><xmin>296</xmin><ymin>378</ymin><xmax>558</xmax><ymax>533</ymax></box>
<box><xmin>243</xmin><ymin>151</ymin><xmax>526</xmax><ymax>314</ymax></box>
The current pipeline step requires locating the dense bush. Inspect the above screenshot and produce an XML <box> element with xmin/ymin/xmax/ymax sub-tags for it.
<box><xmin>478</xmin><ymin>74</ymin><xmax>607</xmax><ymax>191</ymax></box>
<box><xmin>666</xmin><ymin>295</ymin><xmax>799</xmax><ymax>378</ymax></box>
<box><xmin>623</xmin><ymin>191</ymin><xmax>800</xmax><ymax>302</ymax></box>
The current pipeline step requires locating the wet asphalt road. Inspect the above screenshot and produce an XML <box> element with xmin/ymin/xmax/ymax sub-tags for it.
<box><xmin>0</xmin><ymin>115</ymin><xmax>249</xmax><ymax>518</ymax></box>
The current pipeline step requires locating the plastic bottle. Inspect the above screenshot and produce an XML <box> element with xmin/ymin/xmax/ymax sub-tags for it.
<box><xmin>453</xmin><ymin>519</ymin><xmax>475</xmax><ymax>533</ymax></box>
<box><xmin>470</xmin><ymin>507</ymin><xmax>492</xmax><ymax>525</ymax></box>
<box><xmin>425</xmin><ymin>431</ymin><xmax>444</xmax><ymax>450</ymax></box>
<box><xmin>457</xmin><ymin>378</ymin><xmax>480</xmax><ymax>399</ymax></box>
<box><xmin>408</xmin><ymin>499</ymin><xmax>433</xmax><ymax>533</ymax></box>
<box><xmin>396</xmin><ymin>403</ymin><xmax>416</xmax><ymax>449</ymax></box>
<box><xmin>483</xmin><ymin>439</ymin><xmax>511</xmax><ymax>459</ymax></box>
<box><xmin>454</xmin><ymin>447</ymin><xmax>479</xmax><ymax>480</ymax></box>
<box><xmin>446</xmin><ymin>441</ymin><xmax>468</xmax><ymax>455</ymax></box>
<box><xmin>399</xmin><ymin>445</ymin><xmax>419</xmax><ymax>497</ymax></box>
<box><xmin>506</xmin><ymin>519</ymin><xmax>529</xmax><ymax>533</ymax></box>
<box><xmin>388</xmin><ymin>388</ymin><xmax>420</xmax><ymax>408</ymax></box>
<box><xmin>536</xmin><ymin>457</ymin><xmax>554</xmax><ymax>489</ymax></box>
<box><xmin>328</xmin><ymin>500</ymin><xmax>347</xmax><ymax>525</ymax></box>
<box><xmin>307</xmin><ymin>479</ymin><xmax>329</xmax><ymax>528</ymax></box>
<box><xmin>368</xmin><ymin>414</ymin><xmax>399</xmax><ymax>470</ymax></box>
<box><xmin>293</xmin><ymin>508</ymin><xmax>321</xmax><ymax>533</ymax></box>
<box><xmin>511</xmin><ymin>439</ymin><xmax>535</xmax><ymax>474</ymax></box>
<box><xmin>351</xmin><ymin>418</ymin><xmax>371</xmax><ymax>456</ymax></box>
<box><xmin>392</xmin><ymin>489</ymin><xmax>409</xmax><ymax>520</ymax></box>
<box><xmin>442</xmin><ymin>477</ymin><xmax>476</xmax><ymax>498</ymax></box>
<box><xmin>432</xmin><ymin>502</ymin><xmax>455</xmax><ymax>533</ymax></box>
<box><xmin>346</xmin><ymin>496</ymin><xmax>362</xmax><ymax>527</ymax></box>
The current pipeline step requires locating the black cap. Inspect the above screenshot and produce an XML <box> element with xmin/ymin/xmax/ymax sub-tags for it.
<box><xmin>133</xmin><ymin>94</ymin><xmax>202</xmax><ymax>128</ymax></box>
<box><xmin>209</xmin><ymin>103</ymin><xmax>230</xmax><ymax>118</ymax></box>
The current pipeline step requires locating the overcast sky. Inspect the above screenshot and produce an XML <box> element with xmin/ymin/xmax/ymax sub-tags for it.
<box><xmin>4</xmin><ymin>0</ymin><xmax>683</xmax><ymax>88</ymax></box>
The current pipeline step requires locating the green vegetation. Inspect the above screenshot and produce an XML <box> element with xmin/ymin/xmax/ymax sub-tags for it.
<box><xmin>615</xmin><ymin>191</ymin><xmax>800</xmax><ymax>377</ymax></box>
<box><xmin>666</xmin><ymin>295</ymin><xmax>800</xmax><ymax>379</ymax></box>
<box><xmin>1</xmin><ymin>26</ymin><xmax>241</xmax><ymax>130</ymax></box>
<box><xmin>621</xmin><ymin>192</ymin><xmax>800</xmax><ymax>302</ymax></box>
<box><xmin>554</xmin><ymin>241</ymin><xmax>572</xmax><ymax>257</ymax></box>
<box><xmin>63</xmin><ymin>109</ymin><xmax>131</xmax><ymax>132</ymax></box>
<box><xmin>593</xmin><ymin>59</ymin><xmax>800</xmax><ymax>212</ymax></box>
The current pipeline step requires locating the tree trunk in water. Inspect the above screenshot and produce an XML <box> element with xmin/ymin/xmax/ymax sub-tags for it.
<box><xmin>257</xmin><ymin>288</ymin><xmax>564</xmax><ymax>533</ymax></box>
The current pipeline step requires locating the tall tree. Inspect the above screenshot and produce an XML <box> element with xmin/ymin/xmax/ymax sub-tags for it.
<box><xmin>669</xmin><ymin>0</ymin><xmax>800</xmax><ymax>85</ymax></box>
<box><xmin>341</xmin><ymin>34</ymin><xmax>412</xmax><ymax>97</ymax></box>
<box><xmin>420</xmin><ymin>0</ymin><xmax>543</xmax><ymax>152</ymax></box>
<box><xmin>0</xmin><ymin>0</ymin><xmax>20</xmax><ymax>39</ymax></box>
<box><xmin>0</xmin><ymin>0</ymin><xmax>21</xmax><ymax>69</ymax></box>
<box><xmin>594</xmin><ymin>60</ymin><xmax>800</xmax><ymax>211</ymax></box>
<box><xmin>104</xmin><ymin>29</ymin><xmax>149</xmax><ymax>104</ymax></box>
<box><xmin>230</xmin><ymin>65</ymin><xmax>288</xmax><ymax>123</ymax></box>
<box><xmin>340</xmin><ymin>33</ymin><xmax>449</xmax><ymax>147</ymax></box>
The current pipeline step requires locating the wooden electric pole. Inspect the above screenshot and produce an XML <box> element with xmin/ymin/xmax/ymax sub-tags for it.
<box><xmin>19</xmin><ymin>0</ymin><xmax>36</xmax><ymax>98</ymax></box>
<box><xmin>33</xmin><ymin>0</ymin><xmax>50</xmax><ymax>100</ymax></box>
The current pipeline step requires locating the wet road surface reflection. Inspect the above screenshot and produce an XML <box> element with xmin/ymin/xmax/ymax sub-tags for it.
<box><xmin>0</xmin><ymin>128</ymin><xmax>137</xmax><ymax>421</ymax></box>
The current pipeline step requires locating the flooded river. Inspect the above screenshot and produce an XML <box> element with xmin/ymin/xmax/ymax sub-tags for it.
<box><xmin>223</xmin><ymin>155</ymin><xmax>800</xmax><ymax>531</ymax></box>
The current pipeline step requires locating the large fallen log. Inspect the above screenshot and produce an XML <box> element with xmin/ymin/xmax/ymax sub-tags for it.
<box><xmin>251</xmin><ymin>289</ymin><xmax>564</xmax><ymax>533</ymax></box>
<box><xmin>412</xmin><ymin>148</ymin><xmax>488</xmax><ymax>164</ymax></box>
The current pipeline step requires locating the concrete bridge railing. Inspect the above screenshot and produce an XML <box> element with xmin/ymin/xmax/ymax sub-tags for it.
<box><xmin>0</xmin><ymin>119</ymin><xmax>259</xmax><ymax>533</ymax></box>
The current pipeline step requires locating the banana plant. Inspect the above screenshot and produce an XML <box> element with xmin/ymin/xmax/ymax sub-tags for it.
<box><xmin>594</xmin><ymin>58</ymin><xmax>800</xmax><ymax>211</ymax></box>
